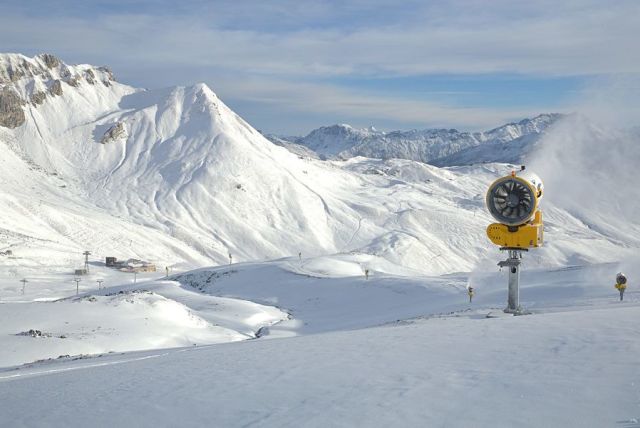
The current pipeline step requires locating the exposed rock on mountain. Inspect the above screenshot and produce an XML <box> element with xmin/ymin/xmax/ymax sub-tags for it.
<box><xmin>97</xmin><ymin>66</ymin><xmax>115</xmax><ymax>86</ymax></box>
<box><xmin>30</xmin><ymin>90</ymin><xmax>47</xmax><ymax>106</ymax></box>
<box><xmin>0</xmin><ymin>53</ymin><xmax>61</xmax><ymax>84</ymax></box>
<box><xmin>85</xmin><ymin>69</ymin><xmax>96</xmax><ymax>84</ymax></box>
<box><xmin>49</xmin><ymin>79</ymin><xmax>63</xmax><ymax>96</ymax></box>
<box><xmin>100</xmin><ymin>122</ymin><xmax>127</xmax><ymax>144</ymax></box>
<box><xmin>0</xmin><ymin>53</ymin><xmax>117</xmax><ymax>120</ymax></box>
<box><xmin>40</xmin><ymin>53</ymin><xmax>60</xmax><ymax>69</ymax></box>
<box><xmin>0</xmin><ymin>87</ymin><xmax>25</xmax><ymax>128</ymax></box>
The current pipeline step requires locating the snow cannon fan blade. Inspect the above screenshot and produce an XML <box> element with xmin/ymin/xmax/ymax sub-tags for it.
<box><xmin>486</xmin><ymin>174</ymin><xmax>542</xmax><ymax>227</ymax></box>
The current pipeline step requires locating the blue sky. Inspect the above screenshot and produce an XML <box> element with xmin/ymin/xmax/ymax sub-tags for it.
<box><xmin>2</xmin><ymin>0</ymin><xmax>639</xmax><ymax>134</ymax></box>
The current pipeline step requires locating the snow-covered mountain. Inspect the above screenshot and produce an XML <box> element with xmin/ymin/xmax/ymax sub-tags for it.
<box><xmin>0</xmin><ymin>53</ymin><xmax>358</xmax><ymax>268</ymax></box>
<box><xmin>266</xmin><ymin>114</ymin><xmax>562</xmax><ymax>165</ymax></box>
<box><xmin>430</xmin><ymin>131</ymin><xmax>543</xmax><ymax>166</ymax></box>
<box><xmin>0</xmin><ymin>53</ymin><xmax>634</xmax><ymax>279</ymax></box>
<box><xmin>0</xmin><ymin>53</ymin><xmax>486</xmax><ymax>274</ymax></box>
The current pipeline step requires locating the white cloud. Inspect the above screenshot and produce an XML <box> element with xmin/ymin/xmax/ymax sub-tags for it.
<box><xmin>214</xmin><ymin>76</ymin><xmax>549</xmax><ymax>130</ymax></box>
<box><xmin>2</xmin><ymin>1</ymin><xmax>638</xmax><ymax>78</ymax></box>
<box><xmin>0</xmin><ymin>0</ymin><xmax>637</xmax><ymax>132</ymax></box>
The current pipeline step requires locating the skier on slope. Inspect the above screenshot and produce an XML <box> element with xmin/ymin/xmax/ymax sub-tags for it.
<box><xmin>615</xmin><ymin>272</ymin><xmax>627</xmax><ymax>301</ymax></box>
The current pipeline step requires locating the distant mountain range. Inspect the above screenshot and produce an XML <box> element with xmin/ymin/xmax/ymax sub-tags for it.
<box><xmin>263</xmin><ymin>113</ymin><xmax>563</xmax><ymax>166</ymax></box>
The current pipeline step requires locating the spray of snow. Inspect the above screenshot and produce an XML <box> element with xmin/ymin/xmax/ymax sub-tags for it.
<box><xmin>529</xmin><ymin>76</ymin><xmax>640</xmax><ymax>283</ymax></box>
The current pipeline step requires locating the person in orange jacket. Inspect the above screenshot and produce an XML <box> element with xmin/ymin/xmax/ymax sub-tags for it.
<box><xmin>615</xmin><ymin>272</ymin><xmax>627</xmax><ymax>301</ymax></box>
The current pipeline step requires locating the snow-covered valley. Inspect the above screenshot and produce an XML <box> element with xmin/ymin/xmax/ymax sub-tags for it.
<box><xmin>0</xmin><ymin>53</ymin><xmax>639</xmax><ymax>427</ymax></box>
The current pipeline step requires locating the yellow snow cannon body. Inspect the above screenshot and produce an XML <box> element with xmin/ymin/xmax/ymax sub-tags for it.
<box><xmin>615</xmin><ymin>272</ymin><xmax>627</xmax><ymax>290</ymax></box>
<box><xmin>485</xmin><ymin>169</ymin><xmax>544</xmax><ymax>249</ymax></box>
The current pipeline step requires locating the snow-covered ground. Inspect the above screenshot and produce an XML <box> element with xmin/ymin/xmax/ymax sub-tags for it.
<box><xmin>1</xmin><ymin>54</ymin><xmax>639</xmax><ymax>427</ymax></box>
<box><xmin>0</xmin><ymin>263</ymin><xmax>638</xmax><ymax>427</ymax></box>
<box><xmin>0</xmin><ymin>262</ymin><xmax>287</xmax><ymax>368</ymax></box>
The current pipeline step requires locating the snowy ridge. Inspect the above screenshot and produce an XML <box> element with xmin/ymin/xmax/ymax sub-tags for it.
<box><xmin>430</xmin><ymin>132</ymin><xmax>543</xmax><ymax>166</ymax></box>
<box><xmin>432</xmin><ymin>113</ymin><xmax>568</xmax><ymax>166</ymax></box>
<box><xmin>266</xmin><ymin>114</ymin><xmax>562</xmax><ymax>165</ymax></box>
<box><xmin>481</xmin><ymin>113</ymin><xmax>560</xmax><ymax>143</ymax></box>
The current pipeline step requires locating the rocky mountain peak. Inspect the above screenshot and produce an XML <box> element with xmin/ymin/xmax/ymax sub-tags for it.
<box><xmin>39</xmin><ymin>53</ymin><xmax>61</xmax><ymax>69</ymax></box>
<box><xmin>0</xmin><ymin>53</ymin><xmax>60</xmax><ymax>84</ymax></box>
<box><xmin>0</xmin><ymin>53</ymin><xmax>120</xmax><ymax>128</ymax></box>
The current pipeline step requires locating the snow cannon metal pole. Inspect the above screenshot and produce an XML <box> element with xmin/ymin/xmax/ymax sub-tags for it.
<box><xmin>498</xmin><ymin>250</ymin><xmax>522</xmax><ymax>313</ymax></box>
<box><xmin>485</xmin><ymin>166</ymin><xmax>544</xmax><ymax>315</ymax></box>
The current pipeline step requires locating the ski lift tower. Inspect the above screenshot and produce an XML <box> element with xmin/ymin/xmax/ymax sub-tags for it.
<box><xmin>485</xmin><ymin>166</ymin><xmax>544</xmax><ymax>314</ymax></box>
<box><xmin>73</xmin><ymin>277</ymin><xmax>81</xmax><ymax>295</ymax></box>
<box><xmin>83</xmin><ymin>251</ymin><xmax>91</xmax><ymax>273</ymax></box>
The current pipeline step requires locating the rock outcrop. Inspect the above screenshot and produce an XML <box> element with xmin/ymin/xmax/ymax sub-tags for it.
<box><xmin>84</xmin><ymin>69</ymin><xmax>96</xmax><ymax>85</ymax></box>
<box><xmin>0</xmin><ymin>87</ymin><xmax>25</xmax><ymax>128</ymax></box>
<box><xmin>0</xmin><ymin>53</ymin><xmax>121</xmax><ymax>114</ymax></box>
<box><xmin>68</xmin><ymin>75</ymin><xmax>81</xmax><ymax>87</ymax></box>
<box><xmin>30</xmin><ymin>90</ymin><xmax>47</xmax><ymax>105</ymax></box>
<box><xmin>40</xmin><ymin>53</ymin><xmax>60</xmax><ymax>69</ymax></box>
<box><xmin>97</xmin><ymin>66</ymin><xmax>115</xmax><ymax>86</ymax></box>
<box><xmin>48</xmin><ymin>80</ymin><xmax>63</xmax><ymax>96</ymax></box>
<box><xmin>0</xmin><ymin>54</ymin><xmax>61</xmax><ymax>84</ymax></box>
<box><xmin>100</xmin><ymin>122</ymin><xmax>127</xmax><ymax>144</ymax></box>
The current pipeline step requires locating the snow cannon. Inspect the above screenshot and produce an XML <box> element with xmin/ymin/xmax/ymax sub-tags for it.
<box><xmin>486</xmin><ymin>167</ymin><xmax>544</xmax><ymax>249</ymax></box>
<box><xmin>486</xmin><ymin>166</ymin><xmax>544</xmax><ymax>314</ymax></box>
<box><xmin>616</xmin><ymin>272</ymin><xmax>627</xmax><ymax>286</ymax></box>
